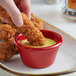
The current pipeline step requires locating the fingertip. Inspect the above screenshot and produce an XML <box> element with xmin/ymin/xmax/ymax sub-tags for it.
<box><xmin>10</xmin><ymin>11</ymin><xmax>23</xmax><ymax>27</ymax></box>
<box><xmin>28</xmin><ymin>13</ymin><xmax>31</xmax><ymax>20</ymax></box>
<box><xmin>4</xmin><ymin>0</ymin><xmax>24</xmax><ymax>27</ymax></box>
<box><xmin>15</xmin><ymin>19</ymin><xmax>23</xmax><ymax>27</ymax></box>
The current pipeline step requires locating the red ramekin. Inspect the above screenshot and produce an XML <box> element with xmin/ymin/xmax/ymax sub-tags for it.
<box><xmin>14</xmin><ymin>30</ymin><xmax>63</xmax><ymax>68</ymax></box>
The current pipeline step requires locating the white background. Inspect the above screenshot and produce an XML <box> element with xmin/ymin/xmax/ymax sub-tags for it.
<box><xmin>0</xmin><ymin>0</ymin><xmax>76</xmax><ymax>76</ymax></box>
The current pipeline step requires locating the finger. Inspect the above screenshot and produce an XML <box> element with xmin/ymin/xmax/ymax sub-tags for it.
<box><xmin>14</xmin><ymin>0</ymin><xmax>19</xmax><ymax>4</ymax></box>
<box><xmin>0</xmin><ymin>0</ymin><xmax>23</xmax><ymax>27</ymax></box>
<box><xmin>20</xmin><ymin>0</ymin><xmax>31</xmax><ymax>19</ymax></box>
<box><xmin>17</xmin><ymin>3</ymin><xmax>22</xmax><ymax>12</ymax></box>
<box><xmin>14</xmin><ymin>0</ymin><xmax>22</xmax><ymax>11</ymax></box>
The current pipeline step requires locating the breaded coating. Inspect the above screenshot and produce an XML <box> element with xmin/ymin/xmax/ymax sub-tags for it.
<box><xmin>0</xmin><ymin>24</ymin><xmax>16</xmax><ymax>40</ymax></box>
<box><xmin>0</xmin><ymin>6</ymin><xmax>45</xmax><ymax>46</ymax></box>
<box><xmin>0</xmin><ymin>6</ymin><xmax>45</xmax><ymax>61</ymax></box>
<box><xmin>31</xmin><ymin>13</ymin><xmax>44</xmax><ymax>29</ymax></box>
<box><xmin>31</xmin><ymin>17</ymin><xmax>44</xmax><ymax>30</ymax></box>
<box><xmin>0</xmin><ymin>6</ymin><xmax>44</xmax><ymax>30</ymax></box>
<box><xmin>0</xmin><ymin>37</ymin><xmax>18</xmax><ymax>61</ymax></box>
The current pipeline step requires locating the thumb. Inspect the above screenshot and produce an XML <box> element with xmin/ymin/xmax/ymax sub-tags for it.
<box><xmin>0</xmin><ymin>0</ymin><xmax>23</xmax><ymax>27</ymax></box>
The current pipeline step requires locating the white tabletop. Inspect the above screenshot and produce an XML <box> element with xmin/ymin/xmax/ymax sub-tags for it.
<box><xmin>31</xmin><ymin>0</ymin><xmax>76</xmax><ymax>40</ymax></box>
<box><xmin>0</xmin><ymin>0</ymin><xmax>76</xmax><ymax>76</ymax></box>
<box><xmin>31</xmin><ymin>0</ymin><xmax>76</xmax><ymax>76</ymax></box>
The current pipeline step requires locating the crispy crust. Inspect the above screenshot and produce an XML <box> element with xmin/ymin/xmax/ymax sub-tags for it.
<box><xmin>31</xmin><ymin>13</ymin><xmax>44</xmax><ymax>29</ymax></box>
<box><xmin>0</xmin><ymin>6</ymin><xmax>45</xmax><ymax>61</ymax></box>
<box><xmin>0</xmin><ymin>24</ymin><xmax>16</xmax><ymax>40</ymax></box>
<box><xmin>0</xmin><ymin>37</ymin><xmax>18</xmax><ymax>61</ymax></box>
<box><xmin>0</xmin><ymin>6</ymin><xmax>45</xmax><ymax>46</ymax></box>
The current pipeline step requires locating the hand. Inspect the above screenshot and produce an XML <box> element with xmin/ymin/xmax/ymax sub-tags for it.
<box><xmin>0</xmin><ymin>0</ymin><xmax>31</xmax><ymax>27</ymax></box>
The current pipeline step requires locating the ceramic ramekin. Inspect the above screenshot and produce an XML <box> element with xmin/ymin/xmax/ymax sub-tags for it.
<box><xmin>14</xmin><ymin>30</ymin><xmax>62</xmax><ymax>68</ymax></box>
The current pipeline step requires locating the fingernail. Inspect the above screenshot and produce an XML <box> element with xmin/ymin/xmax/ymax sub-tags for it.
<box><xmin>28</xmin><ymin>13</ymin><xmax>31</xmax><ymax>20</ymax></box>
<box><xmin>16</xmin><ymin>20</ymin><xmax>23</xmax><ymax>27</ymax></box>
<box><xmin>28</xmin><ymin>16</ymin><xmax>31</xmax><ymax>20</ymax></box>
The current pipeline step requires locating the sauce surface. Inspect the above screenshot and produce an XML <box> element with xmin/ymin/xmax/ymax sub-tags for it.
<box><xmin>20</xmin><ymin>38</ymin><xmax>56</xmax><ymax>48</ymax></box>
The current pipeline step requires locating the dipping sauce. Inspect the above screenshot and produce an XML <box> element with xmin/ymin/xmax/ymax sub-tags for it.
<box><xmin>20</xmin><ymin>38</ymin><xmax>56</xmax><ymax>48</ymax></box>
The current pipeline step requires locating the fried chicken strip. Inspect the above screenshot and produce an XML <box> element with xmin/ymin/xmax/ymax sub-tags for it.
<box><xmin>0</xmin><ymin>24</ymin><xmax>16</xmax><ymax>40</ymax></box>
<box><xmin>0</xmin><ymin>6</ymin><xmax>44</xmax><ymax>30</ymax></box>
<box><xmin>0</xmin><ymin>6</ymin><xmax>45</xmax><ymax>46</ymax></box>
<box><xmin>0</xmin><ymin>37</ymin><xmax>18</xmax><ymax>61</ymax></box>
<box><xmin>31</xmin><ymin>13</ymin><xmax>44</xmax><ymax>29</ymax></box>
<box><xmin>0</xmin><ymin>6</ymin><xmax>45</xmax><ymax>61</ymax></box>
